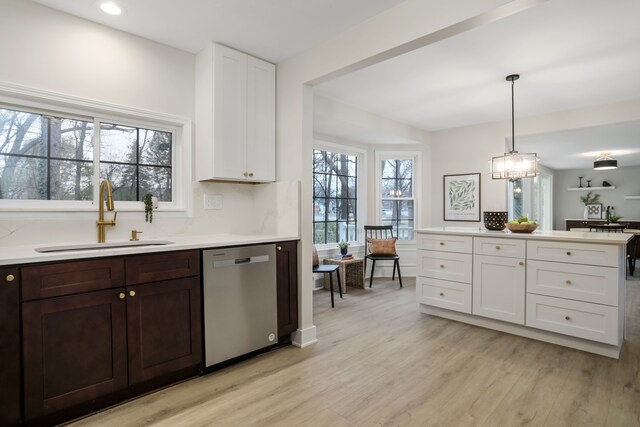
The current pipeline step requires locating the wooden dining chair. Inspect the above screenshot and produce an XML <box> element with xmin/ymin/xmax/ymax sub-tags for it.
<box><xmin>364</xmin><ymin>225</ymin><xmax>403</xmax><ymax>288</ymax></box>
<box><xmin>312</xmin><ymin>246</ymin><xmax>342</xmax><ymax>307</ymax></box>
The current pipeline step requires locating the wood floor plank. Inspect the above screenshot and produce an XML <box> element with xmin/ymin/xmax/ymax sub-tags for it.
<box><xmin>69</xmin><ymin>276</ymin><xmax>640</xmax><ymax>426</ymax></box>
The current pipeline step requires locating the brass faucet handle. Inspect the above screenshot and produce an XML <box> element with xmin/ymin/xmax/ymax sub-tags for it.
<box><xmin>130</xmin><ymin>230</ymin><xmax>143</xmax><ymax>241</ymax></box>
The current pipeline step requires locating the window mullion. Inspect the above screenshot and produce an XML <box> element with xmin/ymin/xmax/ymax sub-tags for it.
<box><xmin>92</xmin><ymin>118</ymin><xmax>101</xmax><ymax>205</ymax></box>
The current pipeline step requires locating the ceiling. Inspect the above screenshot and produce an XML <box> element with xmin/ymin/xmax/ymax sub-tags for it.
<box><xmin>30</xmin><ymin>0</ymin><xmax>406</xmax><ymax>62</ymax></box>
<box><xmin>31</xmin><ymin>0</ymin><xmax>640</xmax><ymax>168</ymax></box>
<box><xmin>516</xmin><ymin>121</ymin><xmax>640</xmax><ymax>170</ymax></box>
<box><xmin>314</xmin><ymin>0</ymin><xmax>640</xmax><ymax>131</ymax></box>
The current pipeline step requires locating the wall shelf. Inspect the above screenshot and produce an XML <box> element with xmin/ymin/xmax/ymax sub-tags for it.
<box><xmin>624</xmin><ymin>196</ymin><xmax>640</xmax><ymax>200</ymax></box>
<box><xmin>567</xmin><ymin>186</ymin><xmax>615</xmax><ymax>191</ymax></box>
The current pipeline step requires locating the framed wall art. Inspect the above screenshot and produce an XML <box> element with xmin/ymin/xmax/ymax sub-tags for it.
<box><xmin>443</xmin><ymin>173</ymin><xmax>481</xmax><ymax>222</ymax></box>
<box><xmin>585</xmin><ymin>203</ymin><xmax>603</xmax><ymax>219</ymax></box>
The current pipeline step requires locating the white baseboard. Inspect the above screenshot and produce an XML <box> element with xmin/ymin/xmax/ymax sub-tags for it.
<box><xmin>291</xmin><ymin>325</ymin><xmax>318</xmax><ymax>348</ymax></box>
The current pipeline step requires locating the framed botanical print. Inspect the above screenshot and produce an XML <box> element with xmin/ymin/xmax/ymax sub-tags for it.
<box><xmin>443</xmin><ymin>173</ymin><xmax>481</xmax><ymax>222</ymax></box>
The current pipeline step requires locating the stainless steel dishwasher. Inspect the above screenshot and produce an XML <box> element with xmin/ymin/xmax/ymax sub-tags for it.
<box><xmin>203</xmin><ymin>244</ymin><xmax>277</xmax><ymax>367</ymax></box>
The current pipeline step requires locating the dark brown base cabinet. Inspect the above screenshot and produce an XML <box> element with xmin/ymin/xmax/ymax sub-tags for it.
<box><xmin>0</xmin><ymin>267</ymin><xmax>21</xmax><ymax>427</ymax></box>
<box><xmin>276</xmin><ymin>241</ymin><xmax>298</xmax><ymax>343</ymax></box>
<box><xmin>566</xmin><ymin>220</ymin><xmax>640</xmax><ymax>257</ymax></box>
<box><xmin>20</xmin><ymin>250</ymin><xmax>202</xmax><ymax>423</ymax></box>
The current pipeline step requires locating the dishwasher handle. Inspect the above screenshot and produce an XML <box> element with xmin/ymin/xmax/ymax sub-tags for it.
<box><xmin>213</xmin><ymin>255</ymin><xmax>270</xmax><ymax>268</ymax></box>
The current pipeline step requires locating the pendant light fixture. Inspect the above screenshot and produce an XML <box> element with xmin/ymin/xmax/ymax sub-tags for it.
<box><xmin>490</xmin><ymin>74</ymin><xmax>539</xmax><ymax>181</ymax></box>
<box><xmin>593</xmin><ymin>152</ymin><xmax>617</xmax><ymax>170</ymax></box>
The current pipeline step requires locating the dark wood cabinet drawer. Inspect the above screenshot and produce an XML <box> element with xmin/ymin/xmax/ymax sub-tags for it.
<box><xmin>126</xmin><ymin>250</ymin><xmax>200</xmax><ymax>285</ymax></box>
<box><xmin>22</xmin><ymin>258</ymin><xmax>125</xmax><ymax>301</ymax></box>
<box><xmin>0</xmin><ymin>267</ymin><xmax>21</xmax><ymax>427</ymax></box>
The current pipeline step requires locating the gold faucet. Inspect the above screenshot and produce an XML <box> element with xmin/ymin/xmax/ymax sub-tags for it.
<box><xmin>97</xmin><ymin>179</ymin><xmax>117</xmax><ymax>243</ymax></box>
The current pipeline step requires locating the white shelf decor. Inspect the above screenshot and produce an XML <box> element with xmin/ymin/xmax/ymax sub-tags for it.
<box><xmin>624</xmin><ymin>196</ymin><xmax>640</xmax><ymax>200</ymax></box>
<box><xmin>567</xmin><ymin>186</ymin><xmax>615</xmax><ymax>191</ymax></box>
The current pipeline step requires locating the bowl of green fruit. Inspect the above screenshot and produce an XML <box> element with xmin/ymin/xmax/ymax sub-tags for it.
<box><xmin>506</xmin><ymin>216</ymin><xmax>538</xmax><ymax>233</ymax></box>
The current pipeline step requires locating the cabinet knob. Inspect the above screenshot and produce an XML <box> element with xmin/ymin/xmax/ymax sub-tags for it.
<box><xmin>565</xmin><ymin>316</ymin><xmax>571</xmax><ymax>321</ymax></box>
<box><xmin>495</xmin><ymin>245</ymin><xmax>501</xmax><ymax>250</ymax></box>
<box><xmin>119</xmin><ymin>292</ymin><xmax>125</xmax><ymax>300</ymax></box>
<box><xmin>439</xmin><ymin>242</ymin><xmax>444</xmax><ymax>246</ymax></box>
<box><xmin>243</xmin><ymin>172</ymin><xmax>249</xmax><ymax>177</ymax></box>
<box><xmin>439</xmin><ymin>292</ymin><xmax>444</xmax><ymax>296</ymax></box>
<box><xmin>566</xmin><ymin>251</ymin><xmax>572</xmax><ymax>255</ymax></box>
<box><xmin>565</xmin><ymin>279</ymin><xmax>572</xmax><ymax>285</ymax></box>
<box><xmin>277</xmin><ymin>246</ymin><xmax>282</xmax><ymax>251</ymax></box>
<box><xmin>439</xmin><ymin>264</ymin><xmax>445</xmax><ymax>268</ymax></box>
<box><xmin>519</xmin><ymin>261</ymin><xmax>524</xmax><ymax>266</ymax></box>
<box><xmin>249</xmin><ymin>172</ymin><xmax>254</xmax><ymax>177</ymax></box>
<box><xmin>129</xmin><ymin>290</ymin><xmax>136</xmax><ymax>297</ymax></box>
<box><xmin>5</xmin><ymin>274</ymin><xmax>15</xmax><ymax>282</ymax></box>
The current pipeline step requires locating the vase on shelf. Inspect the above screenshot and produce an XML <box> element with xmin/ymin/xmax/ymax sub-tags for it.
<box><xmin>583</xmin><ymin>205</ymin><xmax>589</xmax><ymax>219</ymax></box>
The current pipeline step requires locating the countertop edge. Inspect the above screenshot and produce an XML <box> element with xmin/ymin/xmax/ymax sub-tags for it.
<box><xmin>415</xmin><ymin>227</ymin><xmax>632</xmax><ymax>245</ymax></box>
<box><xmin>0</xmin><ymin>234</ymin><xmax>300</xmax><ymax>266</ymax></box>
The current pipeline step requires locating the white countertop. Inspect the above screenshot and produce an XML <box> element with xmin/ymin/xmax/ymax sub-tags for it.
<box><xmin>416</xmin><ymin>227</ymin><xmax>632</xmax><ymax>245</ymax></box>
<box><xmin>0</xmin><ymin>233</ymin><xmax>299</xmax><ymax>266</ymax></box>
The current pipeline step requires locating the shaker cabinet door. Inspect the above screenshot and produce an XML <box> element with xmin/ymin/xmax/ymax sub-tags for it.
<box><xmin>472</xmin><ymin>255</ymin><xmax>526</xmax><ymax>324</ymax></box>
<box><xmin>22</xmin><ymin>289</ymin><xmax>128</xmax><ymax>419</ymax></box>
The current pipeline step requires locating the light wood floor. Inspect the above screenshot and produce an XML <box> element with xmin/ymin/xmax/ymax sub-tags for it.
<box><xmin>72</xmin><ymin>276</ymin><xmax>640</xmax><ymax>426</ymax></box>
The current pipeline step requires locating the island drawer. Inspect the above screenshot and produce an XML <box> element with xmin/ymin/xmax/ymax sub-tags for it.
<box><xmin>416</xmin><ymin>276</ymin><xmax>471</xmax><ymax>314</ymax></box>
<box><xmin>526</xmin><ymin>240</ymin><xmax>619</xmax><ymax>267</ymax></box>
<box><xmin>125</xmin><ymin>250</ymin><xmax>200</xmax><ymax>285</ymax></box>
<box><xmin>417</xmin><ymin>250</ymin><xmax>472</xmax><ymax>284</ymax></box>
<box><xmin>526</xmin><ymin>293</ymin><xmax>618</xmax><ymax>345</ymax></box>
<box><xmin>527</xmin><ymin>260</ymin><xmax>619</xmax><ymax>306</ymax></box>
<box><xmin>474</xmin><ymin>237</ymin><xmax>525</xmax><ymax>258</ymax></box>
<box><xmin>416</xmin><ymin>233</ymin><xmax>472</xmax><ymax>254</ymax></box>
<box><xmin>22</xmin><ymin>258</ymin><xmax>125</xmax><ymax>301</ymax></box>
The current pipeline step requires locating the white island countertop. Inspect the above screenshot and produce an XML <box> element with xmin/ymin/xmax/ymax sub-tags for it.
<box><xmin>0</xmin><ymin>233</ymin><xmax>299</xmax><ymax>266</ymax></box>
<box><xmin>416</xmin><ymin>227</ymin><xmax>632</xmax><ymax>245</ymax></box>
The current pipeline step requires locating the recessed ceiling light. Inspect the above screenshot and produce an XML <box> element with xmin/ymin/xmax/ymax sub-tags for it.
<box><xmin>100</xmin><ymin>2</ymin><xmax>123</xmax><ymax>16</ymax></box>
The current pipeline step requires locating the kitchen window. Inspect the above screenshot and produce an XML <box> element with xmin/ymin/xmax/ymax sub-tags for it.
<box><xmin>377</xmin><ymin>154</ymin><xmax>418</xmax><ymax>240</ymax></box>
<box><xmin>313</xmin><ymin>148</ymin><xmax>358</xmax><ymax>245</ymax></box>
<box><xmin>0</xmin><ymin>84</ymin><xmax>190</xmax><ymax>215</ymax></box>
<box><xmin>0</xmin><ymin>107</ymin><xmax>172</xmax><ymax>203</ymax></box>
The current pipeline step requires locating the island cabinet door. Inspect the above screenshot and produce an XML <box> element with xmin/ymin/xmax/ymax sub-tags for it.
<box><xmin>472</xmin><ymin>255</ymin><xmax>526</xmax><ymax>324</ymax></box>
<box><xmin>22</xmin><ymin>289</ymin><xmax>128</xmax><ymax>420</ymax></box>
<box><xmin>126</xmin><ymin>277</ymin><xmax>202</xmax><ymax>385</ymax></box>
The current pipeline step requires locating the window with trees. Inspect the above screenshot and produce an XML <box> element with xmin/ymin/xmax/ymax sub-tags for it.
<box><xmin>0</xmin><ymin>106</ymin><xmax>173</xmax><ymax>204</ymax></box>
<box><xmin>380</xmin><ymin>158</ymin><xmax>415</xmax><ymax>240</ymax></box>
<box><xmin>313</xmin><ymin>149</ymin><xmax>358</xmax><ymax>245</ymax></box>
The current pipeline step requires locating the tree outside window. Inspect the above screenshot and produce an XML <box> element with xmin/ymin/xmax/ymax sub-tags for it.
<box><xmin>380</xmin><ymin>159</ymin><xmax>414</xmax><ymax>240</ymax></box>
<box><xmin>313</xmin><ymin>149</ymin><xmax>357</xmax><ymax>244</ymax></box>
<box><xmin>0</xmin><ymin>106</ymin><xmax>172</xmax><ymax>203</ymax></box>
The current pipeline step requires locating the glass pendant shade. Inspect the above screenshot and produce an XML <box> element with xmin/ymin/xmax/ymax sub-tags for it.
<box><xmin>490</xmin><ymin>74</ymin><xmax>540</xmax><ymax>181</ymax></box>
<box><xmin>490</xmin><ymin>151</ymin><xmax>539</xmax><ymax>181</ymax></box>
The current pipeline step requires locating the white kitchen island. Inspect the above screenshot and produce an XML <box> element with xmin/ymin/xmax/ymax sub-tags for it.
<box><xmin>415</xmin><ymin>227</ymin><xmax>632</xmax><ymax>358</ymax></box>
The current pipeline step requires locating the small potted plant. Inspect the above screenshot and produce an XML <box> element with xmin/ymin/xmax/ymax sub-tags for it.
<box><xmin>579</xmin><ymin>191</ymin><xmax>600</xmax><ymax>219</ymax></box>
<box><xmin>142</xmin><ymin>193</ymin><xmax>154</xmax><ymax>223</ymax></box>
<box><xmin>338</xmin><ymin>241</ymin><xmax>350</xmax><ymax>255</ymax></box>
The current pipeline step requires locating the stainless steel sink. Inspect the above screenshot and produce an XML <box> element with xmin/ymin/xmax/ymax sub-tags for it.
<box><xmin>35</xmin><ymin>240</ymin><xmax>174</xmax><ymax>253</ymax></box>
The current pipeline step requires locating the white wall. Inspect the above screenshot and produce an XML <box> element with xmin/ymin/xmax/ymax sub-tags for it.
<box><xmin>0</xmin><ymin>0</ymin><xmax>298</xmax><ymax>246</ymax></box>
<box><xmin>553</xmin><ymin>166</ymin><xmax>640</xmax><ymax>228</ymax></box>
<box><xmin>0</xmin><ymin>0</ymin><xmax>194</xmax><ymax>118</ymax></box>
<box><xmin>429</xmin><ymin>121</ymin><xmax>509</xmax><ymax>226</ymax></box>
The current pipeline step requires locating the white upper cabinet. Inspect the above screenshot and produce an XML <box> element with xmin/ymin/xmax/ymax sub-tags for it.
<box><xmin>196</xmin><ymin>43</ymin><xmax>276</xmax><ymax>182</ymax></box>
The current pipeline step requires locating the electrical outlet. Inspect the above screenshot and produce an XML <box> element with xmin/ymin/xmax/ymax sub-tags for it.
<box><xmin>204</xmin><ymin>194</ymin><xmax>223</xmax><ymax>210</ymax></box>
